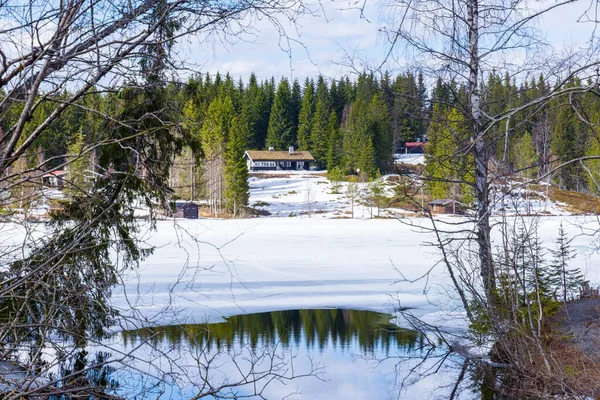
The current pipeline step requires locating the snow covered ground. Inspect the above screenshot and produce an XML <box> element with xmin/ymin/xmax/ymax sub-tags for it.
<box><xmin>112</xmin><ymin>215</ymin><xmax>600</xmax><ymax>330</ymax></box>
<box><xmin>249</xmin><ymin>171</ymin><xmax>415</xmax><ymax>219</ymax></box>
<box><xmin>249</xmin><ymin>171</ymin><xmax>574</xmax><ymax>218</ymax></box>
<box><xmin>394</xmin><ymin>153</ymin><xmax>425</xmax><ymax>165</ymax></box>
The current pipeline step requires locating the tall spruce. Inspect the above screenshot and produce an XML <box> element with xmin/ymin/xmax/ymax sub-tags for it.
<box><xmin>549</xmin><ymin>223</ymin><xmax>583</xmax><ymax>304</ymax></box>
<box><xmin>224</xmin><ymin>116</ymin><xmax>250</xmax><ymax>216</ymax></box>
<box><xmin>297</xmin><ymin>79</ymin><xmax>315</xmax><ymax>150</ymax></box>
<box><xmin>266</xmin><ymin>78</ymin><xmax>295</xmax><ymax>150</ymax></box>
<box><xmin>326</xmin><ymin>110</ymin><xmax>342</xmax><ymax>170</ymax></box>
<box><xmin>310</xmin><ymin>99</ymin><xmax>329</xmax><ymax>168</ymax></box>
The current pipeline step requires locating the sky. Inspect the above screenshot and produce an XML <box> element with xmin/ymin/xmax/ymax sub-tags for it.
<box><xmin>175</xmin><ymin>0</ymin><xmax>599</xmax><ymax>83</ymax></box>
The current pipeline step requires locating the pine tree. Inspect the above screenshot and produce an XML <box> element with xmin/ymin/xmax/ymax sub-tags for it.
<box><xmin>369</xmin><ymin>94</ymin><xmax>393</xmax><ymax>173</ymax></box>
<box><xmin>425</xmin><ymin>104</ymin><xmax>455</xmax><ymax>199</ymax></box>
<box><xmin>224</xmin><ymin>116</ymin><xmax>250</xmax><ymax>216</ymax></box>
<box><xmin>549</xmin><ymin>223</ymin><xmax>583</xmax><ymax>303</ymax></box>
<box><xmin>512</xmin><ymin>131</ymin><xmax>538</xmax><ymax>179</ymax></box>
<box><xmin>291</xmin><ymin>79</ymin><xmax>302</xmax><ymax>141</ymax></box>
<box><xmin>297</xmin><ymin>79</ymin><xmax>315</xmax><ymax>150</ymax></box>
<box><xmin>66</xmin><ymin>130</ymin><xmax>92</xmax><ymax>197</ymax></box>
<box><xmin>310</xmin><ymin>99</ymin><xmax>329</xmax><ymax>168</ymax></box>
<box><xmin>326</xmin><ymin>110</ymin><xmax>342</xmax><ymax>170</ymax></box>
<box><xmin>425</xmin><ymin>106</ymin><xmax>473</xmax><ymax>201</ymax></box>
<box><xmin>551</xmin><ymin>80</ymin><xmax>588</xmax><ymax>191</ymax></box>
<box><xmin>266</xmin><ymin>78</ymin><xmax>294</xmax><ymax>150</ymax></box>
<box><xmin>341</xmin><ymin>99</ymin><xmax>374</xmax><ymax>176</ymax></box>
<box><xmin>584</xmin><ymin>131</ymin><xmax>600</xmax><ymax>194</ymax></box>
<box><xmin>200</xmin><ymin>96</ymin><xmax>235</xmax><ymax>215</ymax></box>
<box><xmin>241</xmin><ymin>73</ymin><xmax>265</xmax><ymax>149</ymax></box>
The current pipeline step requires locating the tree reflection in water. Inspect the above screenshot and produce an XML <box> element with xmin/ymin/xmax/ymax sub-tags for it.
<box><xmin>115</xmin><ymin>309</ymin><xmax>483</xmax><ymax>399</ymax></box>
<box><xmin>121</xmin><ymin>309</ymin><xmax>423</xmax><ymax>354</ymax></box>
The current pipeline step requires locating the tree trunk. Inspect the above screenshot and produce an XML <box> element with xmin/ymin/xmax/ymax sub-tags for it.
<box><xmin>467</xmin><ymin>0</ymin><xmax>497</xmax><ymax>313</ymax></box>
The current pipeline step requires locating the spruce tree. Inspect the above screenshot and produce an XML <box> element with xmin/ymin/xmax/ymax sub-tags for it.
<box><xmin>326</xmin><ymin>110</ymin><xmax>342</xmax><ymax>170</ymax></box>
<box><xmin>310</xmin><ymin>99</ymin><xmax>329</xmax><ymax>168</ymax></box>
<box><xmin>241</xmin><ymin>73</ymin><xmax>264</xmax><ymax>149</ymax></box>
<box><xmin>66</xmin><ymin>130</ymin><xmax>92</xmax><ymax>197</ymax></box>
<box><xmin>549</xmin><ymin>223</ymin><xmax>583</xmax><ymax>303</ymax></box>
<box><xmin>266</xmin><ymin>78</ymin><xmax>294</xmax><ymax>150</ymax></box>
<box><xmin>425</xmin><ymin>104</ymin><xmax>455</xmax><ymax>199</ymax></box>
<box><xmin>512</xmin><ymin>131</ymin><xmax>538</xmax><ymax>179</ymax></box>
<box><xmin>224</xmin><ymin>116</ymin><xmax>250</xmax><ymax>216</ymax></box>
<box><xmin>584</xmin><ymin>133</ymin><xmax>600</xmax><ymax>194</ymax></box>
<box><xmin>297</xmin><ymin>79</ymin><xmax>315</xmax><ymax>150</ymax></box>
<box><xmin>369</xmin><ymin>94</ymin><xmax>393</xmax><ymax>173</ymax></box>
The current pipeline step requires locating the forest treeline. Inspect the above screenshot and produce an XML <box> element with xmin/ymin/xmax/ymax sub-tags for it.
<box><xmin>3</xmin><ymin>71</ymin><xmax>599</xmax><ymax>208</ymax></box>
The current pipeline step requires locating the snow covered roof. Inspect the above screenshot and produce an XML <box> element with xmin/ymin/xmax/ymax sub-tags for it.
<box><xmin>245</xmin><ymin>150</ymin><xmax>315</xmax><ymax>162</ymax></box>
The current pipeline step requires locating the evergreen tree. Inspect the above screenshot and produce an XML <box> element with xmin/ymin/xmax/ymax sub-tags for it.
<box><xmin>310</xmin><ymin>99</ymin><xmax>329</xmax><ymax>168</ymax></box>
<box><xmin>549</xmin><ymin>223</ymin><xmax>583</xmax><ymax>303</ymax></box>
<box><xmin>241</xmin><ymin>73</ymin><xmax>265</xmax><ymax>149</ymax></box>
<box><xmin>425</xmin><ymin>106</ymin><xmax>473</xmax><ymax>201</ymax></box>
<box><xmin>512</xmin><ymin>131</ymin><xmax>538</xmax><ymax>179</ymax></box>
<box><xmin>200</xmin><ymin>96</ymin><xmax>235</xmax><ymax>214</ymax></box>
<box><xmin>326</xmin><ymin>110</ymin><xmax>342</xmax><ymax>170</ymax></box>
<box><xmin>369</xmin><ymin>94</ymin><xmax>393</xmax><ymax>173</ymax></box>
<box><xmin>584</xmin><ymin>132</ymin><xmax>600</xmax><ymax>194</ymax></box>
<box><xmin>66</xmin><ymin>130</ymin><xmax>92</xmax><ymax>197</ymax></box>
<box><xmin>224</xmin><ymin>116</ymin><xmax>250</xmax><ymax>216</ymax></box>
<box><xmin>551</xmin><ymin>80</ymin><xmax>588</xmax><ymax>191</ymax></box>
<box><xmin>297</xmin><ymin>79</ymin><xmax>315</xmax><ymax>150</ymax></box>
<box><xmin>266</xmin><ymin>78</ymin><xmax>295</xmax><ymax>150</ymax></box>
<box><xmin>291</xmin><ymin>79</ymin><xmax>302</xmax><ymax>141</ymax></box>
<box><xmin>425</xmin><ymin>104</ymin><xmax>455</xmax><ymax>199</ymax></box>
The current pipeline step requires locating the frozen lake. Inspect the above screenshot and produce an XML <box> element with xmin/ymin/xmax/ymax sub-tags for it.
<box><xmin>113</xmin><ymin>216</ymin><xmax>600</xmax><ymax>331</ymax></box>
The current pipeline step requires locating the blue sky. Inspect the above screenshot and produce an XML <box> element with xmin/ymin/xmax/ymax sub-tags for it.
<box><xmin>177</xmin><ymin>0</ymin><xmax>598</xmax><ymax>82</ymax></box>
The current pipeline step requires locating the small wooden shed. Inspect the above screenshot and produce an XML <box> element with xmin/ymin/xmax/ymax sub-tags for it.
<box><xmin>428</xmin><ymin>199</ymin><xmax>463</xmax><ymax>215</ymax></box>
<box><xmin>173</xmin><ymin>201</ymin><xmax>199</xmax><ymax>219</ymax></box>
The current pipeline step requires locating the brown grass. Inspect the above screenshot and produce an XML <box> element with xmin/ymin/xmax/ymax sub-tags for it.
<box><xmin>548</xmin><ymin>187</ymin><xmax>600</xmax><ymax>214</ymax></box>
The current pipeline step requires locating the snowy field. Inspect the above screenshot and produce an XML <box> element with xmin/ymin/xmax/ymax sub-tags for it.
<box><xmin>248</xmin><ymin>171</ymin><xmax>573</xmax><ymax>219</ymax></box>
<box><xmin>248</xmin><ymin>171</ymin><xmax>378</xmax><ymax>218</ymax></box>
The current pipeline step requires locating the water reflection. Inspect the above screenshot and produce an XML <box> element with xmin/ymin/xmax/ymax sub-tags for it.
<box><xmin>110</xmin><ymin>309</ymin><xmax>474</xmax><ymax>399</ymax></box>
<box><xmin>120</xmin><ymin>308</ymin><xmax>424</xmax><ymax>354</ymax></box>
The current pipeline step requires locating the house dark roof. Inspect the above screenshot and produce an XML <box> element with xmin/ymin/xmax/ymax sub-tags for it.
<box><xmin>245</xmin><ymin>150</ymin><xmax>315</xmax><ymax>162</ymax></box>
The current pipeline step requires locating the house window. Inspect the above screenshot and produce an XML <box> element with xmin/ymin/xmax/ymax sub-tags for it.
<box><xmin>253</xmin><ymin>161</ymin><xmax>276</xmax><ymax>167</ymax></box>
<box><xmin>296</xmin><ymin>162</ymin><xmax>304</xmax><ymax>170</ymax></box>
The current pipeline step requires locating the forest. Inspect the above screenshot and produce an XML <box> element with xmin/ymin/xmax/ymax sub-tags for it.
<box><xmin>4</xmin><ymin>70</ymin><xmax>599</xmax><ymax>215</ymax></box>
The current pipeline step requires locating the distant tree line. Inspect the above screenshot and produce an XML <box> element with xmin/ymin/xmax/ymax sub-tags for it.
<box><xmin>3</xmin><ymin>71</ymin><xmax>599</xmax><ymax>210</ymax></box>
<box><xmin>425</xmin><ymin>73</ymin><xmax>600</xmax><ymax>202</ymax></box>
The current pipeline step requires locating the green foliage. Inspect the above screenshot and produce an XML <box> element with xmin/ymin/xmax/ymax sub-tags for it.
<box><xmin>328</xmin><ymin>166</ymin><xmax>344</xmax><ymax>194</ymax></box>
<box><xmin>310</xmin><ymin>99</ymin><xmax>329</xmax><ymax>168</ymax></box>
<box><xmin>425</xmin><ymin>106</ymin><xmax>474</xmax><ymax>202</ymax></box>
<box><xmin>297</xmin><ymin>79</ymin><xmax>315</xmax><ymax>150</ymax></box>
<box><xmin>65</xmin><ymin>130</ymin><xmax>92</xmax><ymax>197</ymax></box>
<box><xmin>548</xmin><ymin>223</ymin><xmax>583</xmax><ymax>303</ymax></box>
<box><xmin>551</xmin><ymin>82</ymin><xmax>589</xmax><ymax>191</ymax></box>
<box><xmin>584</xmin><ymin>133</ymin><xmax>600</xmax><ymax>194</ymax></box>
<box><xmin>266</xmin><ymin>78</ymin><xmax>295</xmax><ymax>150</ymax></box>
<box><xmin>512</xmin><ymin>131</ymin><xmax>538</xmax><ymax>179</ymax></box>
<box><xmin>367</xmin><ymin>173</ymin><xmax>386</xmax><ymax>217</ymax></box>
<box><xmin>326</xmin><ymin>110</ymin><xmax>342</xmax><ymax>170</ymax></box>
<box><xmin>224</xmin><ymin>116</ymin><xmax>250</xmax><ymax>215</ymax></box>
